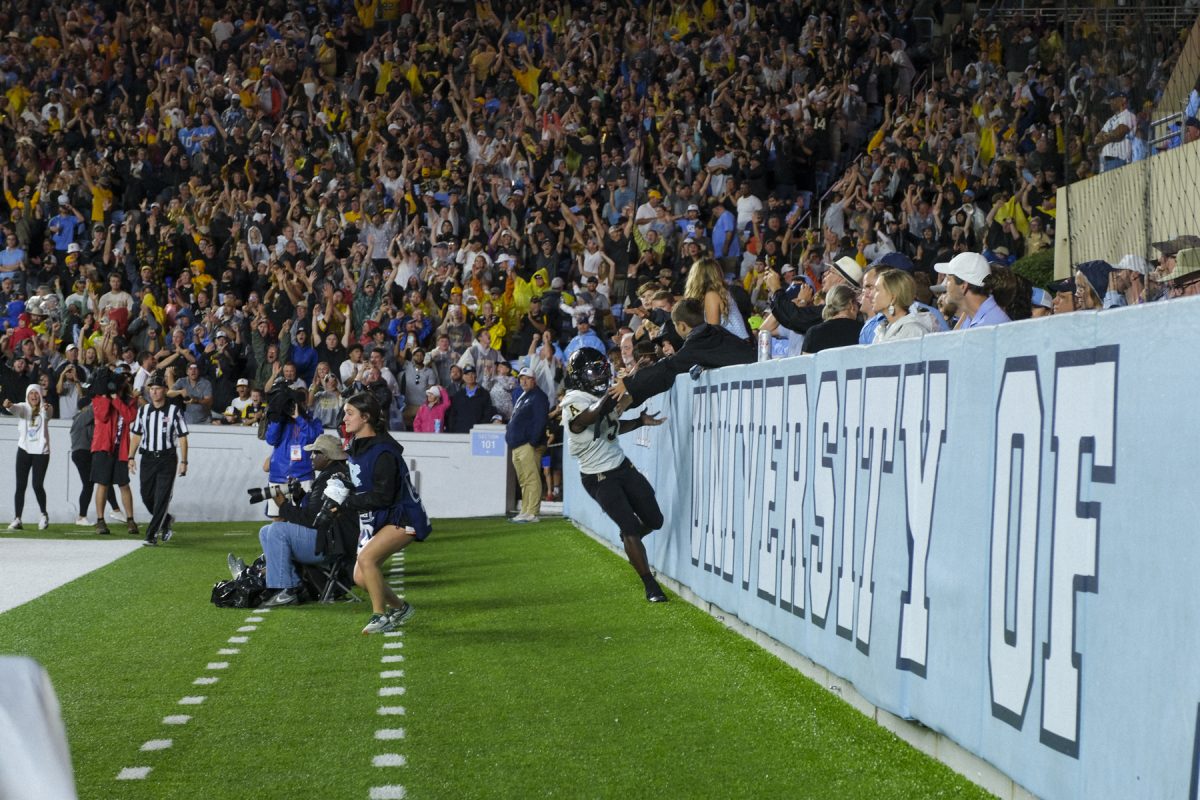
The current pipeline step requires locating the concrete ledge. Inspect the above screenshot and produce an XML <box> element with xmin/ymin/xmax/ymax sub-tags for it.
<box><xmin>571</xmin><ymin>520</ymin><xmax>1038</xmax><ymax>800</ymax></box>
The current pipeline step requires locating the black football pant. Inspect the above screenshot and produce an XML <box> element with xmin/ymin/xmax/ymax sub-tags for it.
<box><xmin>139</xmin><ymin>451</ymin><xmax>177</xmax><ymax>537</ymax></box>
<box><xmin>580</xmin><ymin>459</ymin><xmax>664</xmax><ymax>539</ymax></box>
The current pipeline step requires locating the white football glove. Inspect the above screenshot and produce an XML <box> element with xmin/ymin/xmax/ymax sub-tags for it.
<box><xmin>323</xmin><ymin>477</ymin><xmax>350</xmax><ymax>505</ymax></box>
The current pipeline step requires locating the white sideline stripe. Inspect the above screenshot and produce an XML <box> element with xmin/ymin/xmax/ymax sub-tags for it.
<box><xmin>253</xmin><ymin>607</ymin><xmax>272</xmax><ymax>612</ymax></box>
<box><xmin>372</xmin><ymin>754</ymin><xmax>408</xmax><ymax>767</ymax></box>
<box><xmin>218</xmin><ymin>648</ymin><xmax>240</xmax><ymax>655</ymax></box>
<box><xmin>369</xmin><ymin>787</ymin><xmax>406</xmax><ymax>800</ymax></box>
<box><xmin>382</xmin><ymin>642</ymin><xmax>403</xmax><ymax>650</ymax></box>
<box><xmin>178</xmin><ymin>696</ymin><xmax>206</xmax><ymax>705</ymax></box>
<box><xmin>236</xmin><ymin>625</ymin><xmax>257</xmax><ymax>632</ymax></box>
<box><xmin>376</xmin><ymin>706</ymin><xmax>406</xmax><ymax>716</ymax></box>
<box><xmin>383</xmin><ymin>631</ymin><xmax>403</xmax><ymax>637</ymax></box>
<box><xmin>227</xmin><ymin>636</ymin><xmax>249</xmax><ymax>643</ymax></box>
<box><xmin>375</xmin><ymin>728</ymin><xmax>406</xmax><ymax>740</ymax></box>
<box><xmin>116</xmin><ymin>767</ymin><xmax>151</xmax><ymax>781</ymax></box>
<box><xmin>206</xmin><ymin>662</ymin><xmax>229</xmax><ymax>670</ymax></box>
<box><xmin>380</xmin><ymin>670</ymin><xmax>405</xmax><ymax>679</ymax></box>
<box><xmin>381</xmin><ymin>655</ymin><xmax>405</xmax><ymax>663</ymax></box>
<box><xmin>162</xmin><ymin>715</ymin><xmax>191</xmax><ymax>725</ymax></box>
<box><xmin>245</xmin><ymin>616</ymin><xmax>264</xmax><ymax>622</ymax></box>
<box><xmin>193</xmin><ymin>677</ymin><xmax>219</xmax><ymax>686</ymax></box>
<box><xmin>140</xmin><ymin>739</ymin><xmax>172</xmax><ymax>752</ymax></box>
<box><xmin>0</xmin><ymin>538</ymin><xmax>142</xmax><ymax>614</ymax></box>
<box><xmin>378</xmin><ymin>687</ymin><xmax>406</xmax><ymax>697</ymax></box>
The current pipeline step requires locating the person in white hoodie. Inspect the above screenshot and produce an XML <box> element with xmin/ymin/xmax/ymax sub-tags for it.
<box><xmin>4</xmin><ymin>384</ymin><xmax>52</xmax><ymax>530</ymax></box>
<box><xmin>874</xmin><ymin>270</ymin><xmax>939</xmax><ymax>342</ymax></box>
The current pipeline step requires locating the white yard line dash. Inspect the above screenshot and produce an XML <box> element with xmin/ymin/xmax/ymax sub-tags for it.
<box><xmin>368</xmin><ymin>787</ymin><xmax>407</xmax><ymax>800</ymax></box>
<box><xmin>375</xmin><ymin>728</ymin><xmax>406</xmax><ymax>740</ymax></box>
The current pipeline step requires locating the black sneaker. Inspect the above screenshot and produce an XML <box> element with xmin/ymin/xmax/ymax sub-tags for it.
<box><xmin>126</xmin><ymin>519</ymin><xmax>140</xmax><ymax>536</ymax></box>
<box><xmin>161</xmin><ymin>515</ymin><xmax>174</xmax><ymax>543</ymax></box>
<box><xmin>142</xmin><ymin>531</ymin><xmax>157</xmax><ymax>547</ymax></box>
<box><xmin>645</xmin><ymin>580</ymin><xmax>669</xmax><ymax>603</ymax></box>
<box><xmin>95</xmin><ymin>520</ymin><xmax>111</xmax><ymax>536</ymax></box>
<box><xmin>263</xmin><ymin>587</ymin><xmax>302</xmax><ymax>607</ymax></box>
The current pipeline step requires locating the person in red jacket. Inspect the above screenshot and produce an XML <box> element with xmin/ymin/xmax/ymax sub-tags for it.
<box><xmin>89</xmin><ymin>368</ymin><xmax>139</xmax><ymax>536</ymax></box>
<box><xmin>412</xmin><ymin>385</ymin><xmax>450</xmax><ymax>433</ymax></box>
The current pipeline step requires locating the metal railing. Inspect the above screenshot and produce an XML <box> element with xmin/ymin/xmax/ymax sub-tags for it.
<box><xmin>1150</xmin><ymin>111</ymin><xmax>1185</xmax><ymax>149</ymax></box>
<box><xmin>979</xmin><ymin>2</ymin><xmax>1190</xmax><ymax>31</ymax></box>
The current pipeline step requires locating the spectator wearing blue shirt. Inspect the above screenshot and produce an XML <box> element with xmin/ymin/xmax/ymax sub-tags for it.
<box><xmin>178</xmin><ymin>113</ymin><xmax>219</xmax><ymax>157</ymax></box>
<box><xmin>506</xmin><ymin>367</ymin><xmax>550</xmax><ymax>523</ymax></box>
<box><xmin>675</xmin><ymin>203</ymin><xmax>703</xmax><ymax>240</ymax></box>
<box><xmin>710</xmin><ymin>204</ymin><xmax>740</xmax><ymax>269</ymax></box>
<box><xmin>563</xmin><ymin>312</ymin><xmax>607</xmax><ymax>360</ymax></box>
<box><xmin>47</xmin><ymin>196</ymin><xmax>84</xmax><ymax>254</ymax></box>
<box><xmin>938</xmin><ymin>253</ymin><xmax>1011</xmax><ymax>330</ymax></box>
<box><xmin>289</xmin><ymin>327</ymin><xmax>319</xmax><ymax>385</ymax></box>
<box><xmin>0</xmin><ymin>234</ymin><xmax>25</xmax><ymax>283</ymax></box>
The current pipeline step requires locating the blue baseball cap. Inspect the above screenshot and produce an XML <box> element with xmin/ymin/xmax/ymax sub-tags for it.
<box><xmin>870</xmin><ymin>251</ymin><xmax>915</xmax><ymax>272</ymax></box>
<box><xmin>1031</xmin><ymin>287</ymin><xmax>1052</xmax><ymax>309</ymax></box>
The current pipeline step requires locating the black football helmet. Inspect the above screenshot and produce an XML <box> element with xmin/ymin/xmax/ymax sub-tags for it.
<box><xmin>565</xmin><ymin>347</ymin><xmax>612</xmax><ymax>394</ymax></box>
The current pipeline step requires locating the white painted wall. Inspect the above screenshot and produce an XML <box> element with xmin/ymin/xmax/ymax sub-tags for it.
<box><xmin>0</xmin><ymin>419</ymin><xmax>512</xmax><ymax>523</ymax></box>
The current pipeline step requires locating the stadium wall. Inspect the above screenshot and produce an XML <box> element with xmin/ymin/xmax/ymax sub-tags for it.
<box><xmin>0</xmin><ymin>423</ymin><xmax>512</xmax><ymax>522</ymax></box>
<box><xmin>1053</xmin><ymin>139</ymin><xmax>1200</xmax><ymax>279</ymax></box>
<box><xmin>565</xmin><ymin>298</ymin><xmax>1200</xmax><ymax>800</ymax></box>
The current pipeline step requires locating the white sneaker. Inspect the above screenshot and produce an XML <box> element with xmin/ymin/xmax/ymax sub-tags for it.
<box><xmin>7</xmin><ymin>518</ymin><xmax>22</xmax><ymax>531</ymax></box>
<box><xmin>75</xmin><ymin>517</ymin><xmax>90</xmax><ymax>527</ymax></box>
<box><xmin>510</xmin><ymin>513</ymin><xmax>531</xmax><ymax>523</ymax></box>
<box><xmin>108</xmin><ymin>509</ymin><xmax>125</xmax><ymax>522</ymax></box>
<box><xmin>38</xmin><ymin>514</ymin><xmax>49</xmax><ymax>530</ymax></box>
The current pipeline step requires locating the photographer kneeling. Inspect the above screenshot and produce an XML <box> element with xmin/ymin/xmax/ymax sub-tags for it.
<box><xmin>256</xmin><ymin>434</ymin><xmax>358</xmax><ymax>607</ymax></box>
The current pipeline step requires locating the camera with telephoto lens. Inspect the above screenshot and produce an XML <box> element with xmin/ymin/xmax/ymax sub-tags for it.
<box><xmin>312</xmin><ymin>495</ymin><xmax>342</xmax><ymax>530</ymax></box>
<box><xmin>247</xmin><ymin>477</ymin><xmax>304</xmax><ymax>505</ymax></box>
<box><xmin>312</xmin><ymin>477</ymin><xmax>347</xmax><ymax>530</ymax></box>
<box><xmin>246</xmin><ymin>485</ymin><xmax>274</xmax><ymax>504</ymax></box>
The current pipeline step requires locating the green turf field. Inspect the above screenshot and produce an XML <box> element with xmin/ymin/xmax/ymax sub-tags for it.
<box><xmin>0</xmin><ymin>519</ymin><xmax>993</xmax><ymax>799</ymax></box>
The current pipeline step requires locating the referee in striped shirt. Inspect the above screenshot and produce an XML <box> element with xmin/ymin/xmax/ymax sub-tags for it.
<box><xmin>129</xmin><ymin>372</ymin><xmax>189</xmax><ymax>547</ymax></box>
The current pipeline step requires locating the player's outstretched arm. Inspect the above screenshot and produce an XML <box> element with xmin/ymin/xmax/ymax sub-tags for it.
<box><xmin>618</xmin><ymin>410</ymin><xmax>667</xmax><ymax>435</ymax></box>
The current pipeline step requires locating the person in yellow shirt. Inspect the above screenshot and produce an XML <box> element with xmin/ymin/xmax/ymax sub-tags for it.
<box><xmin>356</xmin><ymin>0</ymin><xmax>379</xmax><ymax>30</ymax></box>
<box><xmin>378</xmin><ymin>0</ymin><xmax>401</xmax><ymax>25</ymax></box>
<box><xmin>82</xmin><ymin>168</ymin><xmax>113</xmax><ymax>224</ymax></box>
<box><xmin>5</xmin><ymin>84</ymin><xmax>29</xmax><ymax>116</ymax></box>
<box><xmin>3</xmin><ymin>169</ymin><xmax>40</xmax><ymax>215</ymax></box>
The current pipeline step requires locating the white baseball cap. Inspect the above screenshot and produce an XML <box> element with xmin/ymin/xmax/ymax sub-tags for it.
<box><xmin>941</xmin><ymin>252</ymin><xmax>992</xmax><ymax>286</ymax></box>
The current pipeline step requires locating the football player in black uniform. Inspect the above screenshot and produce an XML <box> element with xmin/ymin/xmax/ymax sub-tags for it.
<box><xmin>561</xmin><ymin>348</ymin><xmax>669</xmax><ymax>603</ymax></box>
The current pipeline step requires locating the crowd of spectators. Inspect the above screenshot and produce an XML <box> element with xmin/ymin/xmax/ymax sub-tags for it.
<box><xmin>0</xmin><ymin>0</ymin><xmax>1197</xmax><ymax>440</ymax></box>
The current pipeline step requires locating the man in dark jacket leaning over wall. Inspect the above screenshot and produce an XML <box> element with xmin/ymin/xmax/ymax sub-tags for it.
<box><xmin>610</xmin><ymin>298</ymin><xmax>756</xmax><ymax>407</ymax></box>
